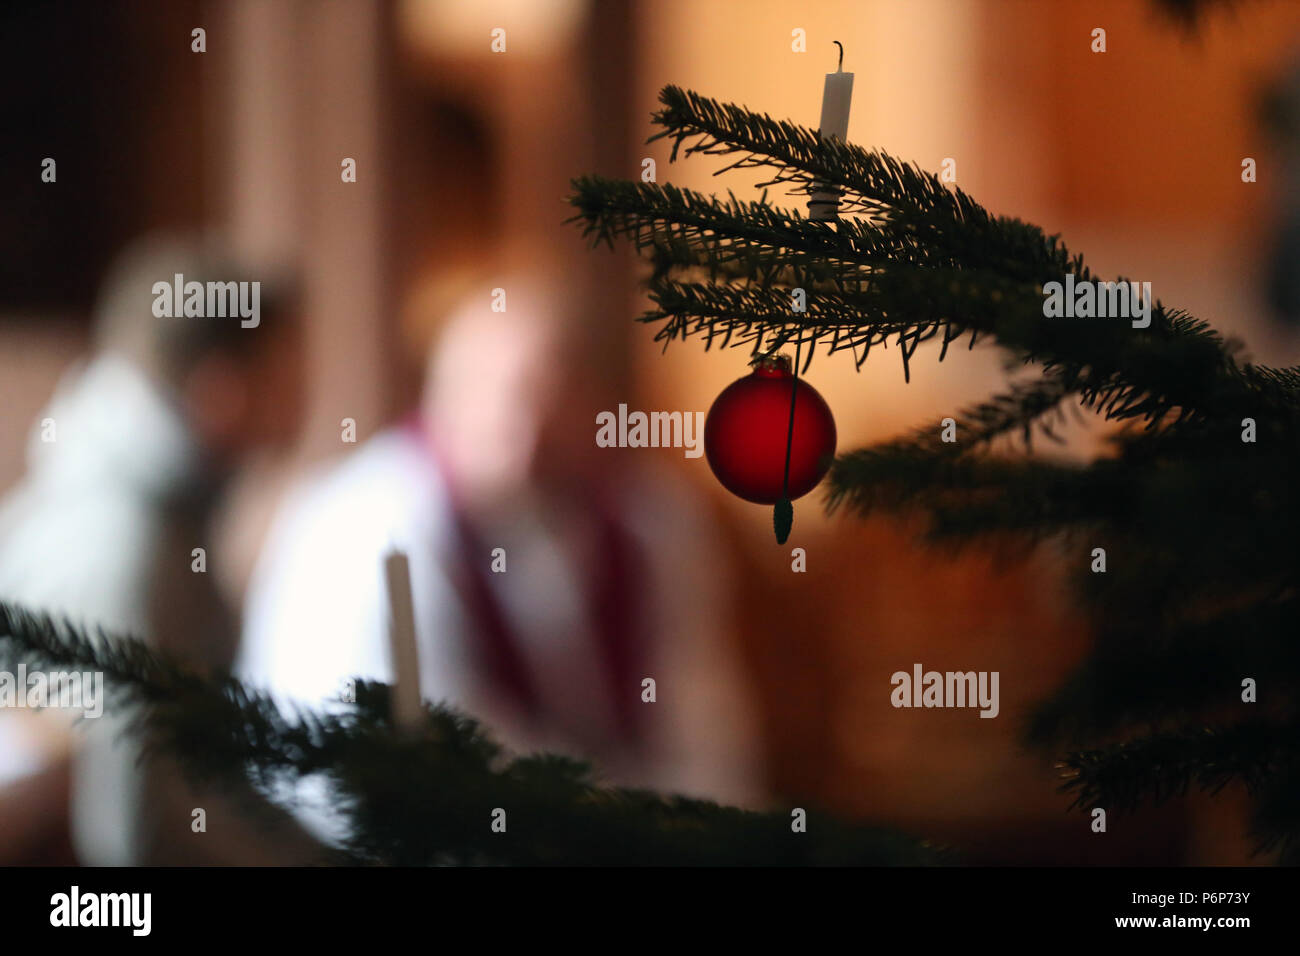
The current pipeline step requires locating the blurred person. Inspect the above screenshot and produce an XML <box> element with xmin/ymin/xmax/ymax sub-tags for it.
<box><xmin>0</xmin><ymin>233</ymin><xmax>322</xmax><ymax>864</ymax></box>
<box><xmin>237</xmin><ymin>275</ymin><xmax>764</xmax><ymax>846</ymax></box>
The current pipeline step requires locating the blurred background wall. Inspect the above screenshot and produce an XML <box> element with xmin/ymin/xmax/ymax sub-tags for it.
<box><xmin>4</xmin><ymin>0</ymin><xmax>1300</xmax><ymax>864</ymax></box>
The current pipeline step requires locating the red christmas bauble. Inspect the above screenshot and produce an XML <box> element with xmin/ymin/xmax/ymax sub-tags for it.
<box><xmin>704</xmin><ymin>355</ymin><xmax>837</xmax><ymax>504</ymax></box>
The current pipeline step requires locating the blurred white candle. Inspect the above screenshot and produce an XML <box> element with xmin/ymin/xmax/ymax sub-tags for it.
<box><xmin>383</xmin><ymin>549</ymin><xmax>422</xmax><ymax>731</ymax></box>
<box><xmin>810</xmin><ymin>48</ymin><xmax>854</xmax><ymax>221</ymax></box>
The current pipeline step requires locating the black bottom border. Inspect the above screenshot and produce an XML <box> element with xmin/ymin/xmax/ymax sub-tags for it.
<box><xmin>2</xmin><ymin>865</ymin><xmax>1291</xmax><ymax>941</ymax></box>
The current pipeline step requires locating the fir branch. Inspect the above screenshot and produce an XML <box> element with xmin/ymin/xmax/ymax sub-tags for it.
<box><xmin>0</xmin><ymin>602</ymin><xmax>945</xmax><ymax>866</ymax></box>
<box><xmin>847</xmin><ymin>375</ymin><xmax>1082</xmax><ymax>463</ymax></box>
<box><xmin>647</xmin><ymin>86</ymin><xmax>1099</xmax><ymax>292</ymax></box>
<box><xmin>826</xmin><ymin>447</ymin><xmax>1132</xmax><ymax>533</ymax></box>
<box><xmin>1059</xmin><ymin>722</ymin><xmax>1300</xmax><ymax>860</ymax></box>
<box><xmin>1028</xmin><ymin>598</ymin><xmax>1300</xmax><ymax>746</ymax></box>
<box><xmin>650</xmin><ymin>85</ymin><xmax>983</xmax><ymax>227</ymax></box>
<box><xmin>569</xmin><ymin>176</ymin><xmax>980</xmax><ymax>275</ymax></box>
<box><xmin>572</xmin><ymin>88</ymin><xmax>1300</xmax><ymax>426</ymax></box>
<box><xmin>1060</xmin><ymin>723</ymin><xmax>1291</xmax><ymax>811</ymax></box>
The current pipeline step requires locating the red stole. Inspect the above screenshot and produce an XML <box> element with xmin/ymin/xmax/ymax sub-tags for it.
<box><xmin>409</xmin><ymin>418</ymin><xmax>649</xmax><ymax>752</ymax></box>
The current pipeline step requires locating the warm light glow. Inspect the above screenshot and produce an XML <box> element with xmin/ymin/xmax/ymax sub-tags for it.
<box><xmin>399</xmin><ymin>0</ymin><xmax>587</xmax><ymax>58</ymax></box>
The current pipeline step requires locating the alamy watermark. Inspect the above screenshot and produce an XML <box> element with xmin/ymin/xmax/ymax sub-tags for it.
<box><xmin>595</xmin><ymin>404</ymin><xmax>704</xmax><ymax>458</ymax></box>
<box><xmin>1043</xmin><ymin>274</ymin><xmax>1151</xmax><ymax>328</ymax></box>
<box><xmin>890</xmin><ymin>663</ymin><xmax>999</xmax><ymax>718</ymax></box>
<box><xmin>151</xmin><ymin>273</ymin><xmax>260</xmax><ymax>328</ymax></box>
<box><xmin>50</xmin><ymin>886</ymin><xmax>151</xmax><ymax>936</ymax></box>
<box><xmin>0</xmin><ymin>665</ymin><xmax>104</xmax><ymax>718</ymax></box>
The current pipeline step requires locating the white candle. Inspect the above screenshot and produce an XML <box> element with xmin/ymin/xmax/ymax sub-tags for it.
<box><xmin>383</xmin><ymin>549</ymin><xmax>423</xmax><ymax>731</ymax></box>
<box><xmin>818</xmin><ymin>69</ymin><xmax>854</xmax><ymax>141</ymax></box>
<box><xmin>810</xmin><ymin>49</ymin><xmax>854</xmax><ymax>221</ymax></box>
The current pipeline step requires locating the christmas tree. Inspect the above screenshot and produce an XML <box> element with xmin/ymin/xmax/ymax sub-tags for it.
<box><xmin>567</xmin><ymin>84</ymin><xmax>1300</xmax><ymax>863</ymax></box>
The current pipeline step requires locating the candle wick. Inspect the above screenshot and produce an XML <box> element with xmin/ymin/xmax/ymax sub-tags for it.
<box><xmin>833</xmin><ymin>40</ymin><xmax>843</xmax><ymax>72</ymax></box>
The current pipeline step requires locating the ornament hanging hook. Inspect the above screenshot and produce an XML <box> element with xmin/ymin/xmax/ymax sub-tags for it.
<box><xmin>833</xmin><ymin>40</ymin><xmax>844</xmax><ymax>72</ymax></box>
